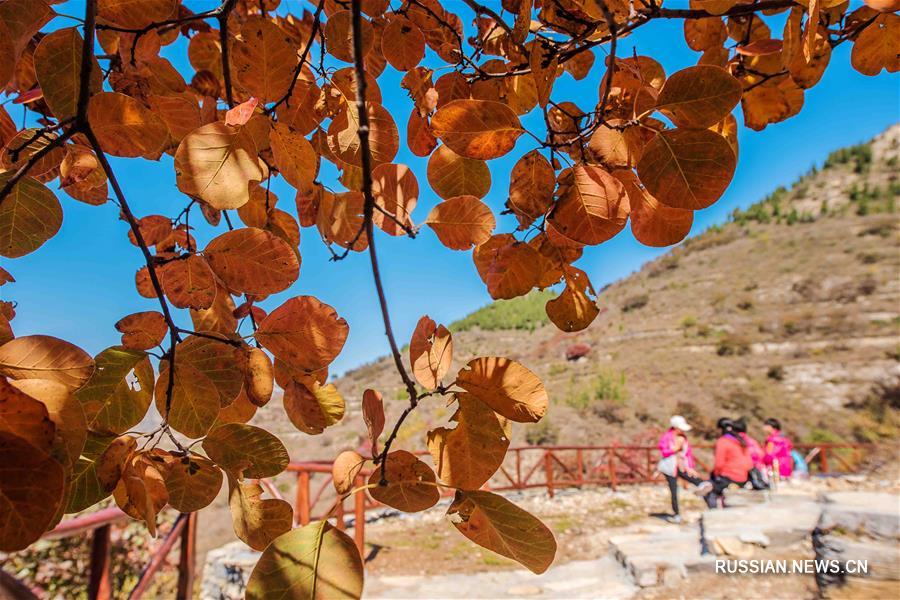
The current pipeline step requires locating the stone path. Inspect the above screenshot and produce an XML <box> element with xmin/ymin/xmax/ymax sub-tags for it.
<box><xmin>365</xmin><ymin>555</ymin><xmax>636</xmax><ymax>599</ymax></box>
<box><xmin>201</xmin><ymin>481</ymin><xmax>900</xmax><ymax>599</ymax></box>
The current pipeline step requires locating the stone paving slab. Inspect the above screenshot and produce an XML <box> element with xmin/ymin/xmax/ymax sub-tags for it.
<box><xmin>819</xmin><ymin>491</ymin><xmax>900</xmax><ymax>539</ymax></box>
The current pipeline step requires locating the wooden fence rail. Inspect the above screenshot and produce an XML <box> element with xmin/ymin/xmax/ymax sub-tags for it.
<box><xmin>9</xmin><ymin>443</ymin><xmax>871</xmax><ymax>598</ymax></box>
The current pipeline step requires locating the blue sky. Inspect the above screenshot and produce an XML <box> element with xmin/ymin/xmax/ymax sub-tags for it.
<box><xmin>3</xmin><ymin>1</ymin><xmax>898</xmax><ymax>375</ymax></box>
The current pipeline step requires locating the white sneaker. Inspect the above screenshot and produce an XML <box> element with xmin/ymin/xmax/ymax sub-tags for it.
<box><xmin>694</xmin><ymin>481</ymin><xmax>713</xmax><ymax>496</ymax></box>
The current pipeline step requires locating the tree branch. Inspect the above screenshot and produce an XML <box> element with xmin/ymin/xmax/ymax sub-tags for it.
<box><xmin>217</xmin><ymin>0</ymin><xmax>239</xmax><ymax>108</ymax></box>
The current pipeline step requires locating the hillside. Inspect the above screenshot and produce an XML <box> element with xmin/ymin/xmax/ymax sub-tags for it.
<box><xmin>253</xmin><ymin>125</ymin><xmax>900</xmax><ymax>459</ymax></box>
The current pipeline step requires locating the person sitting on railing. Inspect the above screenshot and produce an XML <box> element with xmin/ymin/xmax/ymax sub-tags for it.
<box><xmin>763</xmin><ymin>417</ymin><xmax>794</xmax><ymax>482</ymax></box>
<box><xmin>657</xmin><ymin>415</ymin><xmax>712</xmax><ymax>524</ymax></box>
<box><xmin>732</xmin><ymin>418</ymin><xmax>768</xmax><ymax>490</ymax></box>
<box><xmin>701</xmin><ymin>418</ymin><xmax>752</xmax><ymax>508</ymax></box>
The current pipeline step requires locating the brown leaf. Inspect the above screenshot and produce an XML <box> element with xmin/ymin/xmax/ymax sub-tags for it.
<box><xmin>407</xmin><ymin>110</ymin><xmax>438</xmax><ymax>157</ymax></box>
<box><xmin>205</xmin><ymin>227</ymin><xmax>299</xmax><ymax>295</ymax></box>
<box><xmin>154</xmin><ymin>362</ymin><xmax>219</xmax><ymax>439</ymax></box>
<box><xmin>245</xmin><ymin>521</ymin><xmax>363</xmax><ymax>600</ymax></box>
<box><xmin>172</xmin><ymin>334</ymin><xmax>243</xmax><ymax>407</ymax></box>
<box><xmin>0</xmin><ymin>335</ymin><xmax>94</xmax><ymax>390</ymax></box>
<box><xmin>456</xmin><ymin>357</ymin><xmax>548</xmax><ymax>423</ymax></box>
<box><xmin>115</xmin><ymin>311</ymin><xmax>168</xmax><ymax>350</ymax></box>
<box><xmin>447</xmin><ymin>490</ymin><xmax>556</xmax><ymax>574</ymax></box>
<box><xmin>362</xmin><ymin>389</ymin><xmax>385</xmax><ymax>456</ymax></box>
<box><xmin>508</xmin><ymin>150</ymin><xmax>555</xmax><ymax>228</ymax></box>
<box><xmin>95</xmin><ymin>435</ymin><xmax>138</xmax><ymax>493</ymax></box>
<box><xmin>11</xmin><ymin>378</ymin><xmax>86</xmax><ymax>468</ymax></box>
<box><xmin>615</xmin><ymin>170</ymin><xmax>693</xmax><ymax>247</ymax></box>
<box><xmin>327</xmin><ymin>102</ymin><xmax>399</xmax><ymax>167</ymax></box>
<box><xmin>203</xmin><ymin>423</ymin><xmax>289</xmax><ymax>479</ymax></box>
<box><xmin>0</xmin><ymin>174</ymin><xmax>62</xmax><ymax>259</ymax></box>
<box><xmin>75</xmin><ymin>346</ymin><xmax>154</xmax><ymax>435</ymax></box>
<box><xmin>0</xmin><ymin>377</ymin><xmax>56</xmax><ymax>453</ymax></box>
<box><xmin>425</xmin><ymin>195</ymin><xmax>495</xmax><ymax>251</ymax></box>
<box><xmin>228</xmin><ymin>476</ymin><xmax>293</xmax><ymax>551</ymax></box>
<box><xmin>174</xmin><ymin>121</ymin><xmax>264</xmax><ymax>210</ymax></box>
<box><xmin>164</xmin><ymin>454</ymin><xmax>223</xmax><ymax>513</ymax></box>
<box><xmin>88</xmin><ymin>92</ymin><xmax>169</xmax><ymax>158</ymax></box>
<box><xmin>0</xmin><ymin>430</ymin><xmax>65</xmax><ymax>552</ymax></box>
<box><xmin>427</xmin><ymin>145</ymin><xmax>491</xmax><ymax>200</ymax></box>
<box><xmin>372</xmin><ymin>163</ymin><xmax>418</xmax><ymax>236</ymax></box>
<box><xmin>233</xmin><ymin>16</ymin><xmax>296</xmax><ymax>102</ymax></box>
<box><xmin>654</xmin><ymin>65</ymin><xmax>742</xmax><ymax>129</ymax></box>
<box><xmin>636</xmin><ymin>128</ymin><xmax>736</xmax><ymax>210</ymax></box>
<box><xmin>409</xmin><ymin>316</ymin><xmax>453</xmax><ymax>390</ymax></box>
<box><xmin>382</xmin><ymin>17</ymin><xmax>425</xmax><ymax>71</ymax></box>
<box><xmin>850</xmin><ymin>12</ymin><xmax>899</xmax><ymax>76</ymax></box>
<box><xmin>113</xmin><ymin>452</ymin><xmax>168</xmax><ymax>536</ymax></box>
<box><xmin>549</xmin><ymin>165</ymin><xmax>629</xmax><ymax>246</ymax></box>
<box><xmin>545</xmin><ymin>267</ymin><xmax>600</xmax><ymax>332</ymax></box>
<box><xmin>97</xmin><ymin>0</ymin><xmax>177</xmax><ymax>29</ymax></box>
<box><xmin>474</xmin><ymin>236</ymin><xmax>544</xmax><ymax>300</ymax></box>
<box><xmin>428</xmin><ymin>393</ymin><xmax>509</xmax><ymax>490</ymax></box>
<box><xmin>368</xmin><ymin>450</ymin><xmax>440</xmax><ymax>512</ymax></box>
<box><xmin>283</xmin><ymin>380</ymin><xmax>345</xmax><ymax>435</ymax></box>
<box><xmin>316</xmin><ymin>190</ymin><xmax>368</xmax><ymax>251</ymax></box>
<box><xmin>269</xmin><ymin>121</ymin><xmax>318</xmax><ymax>191</ymax></box>
<box><xmin>430</xmin><ymin>99</ymin><xmax>523</xmax><ymax>160</ymax></box>
<box><xmin>33</xmin><ymin>27</ymin><xmax>102</xmax><ymax>120</ymax></box>
<box><xmin>243</xmin><ymin>347</ymin><xmax>274</xmax><ymax>408</ymax></box>
<box><xmin>332</xmin><ymin>450</ymin><xmax>366</xmax><ymax>495</ymax></box>
<box><xmin>159</xmin><ymin>255</ymin><xmax>217</xmax><ymax>310</ymax></box>
<box><xmin>255</xmin><ymin>296</ymin><xmax>349</xmax><ymax>373</ymax></box>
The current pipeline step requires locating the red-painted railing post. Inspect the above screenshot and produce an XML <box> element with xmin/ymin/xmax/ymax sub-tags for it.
<box><xmin>296</xmin><ymin>471</ymin><xmax>311</xmax><ymax>526</ymax></box>
<box><xmin>576</xmin><ymin>449</ymin><xmax>584</xmax><ymax>486</ymax></box>
<box><xmin>515</xmin><ymin>449</ymin><xmax>522</xmax><ymax>488</ymax></box>
<box><xmin>645</xmin><ymin>448</ymin><xmax>652</xmax><ymax>482</ymax></box>
<box><xmin>88</xmin><ymin>524</ymin><xmax>111</xmax><ymax>600</ymax></box>
<box><xmin>353</xmin><ymin>475</ymin><xmax>365</xmax><ymax>558</ymax></box>
<box><xmin>820</xmin><ymin>447</ymin><xmax>829</xmax><ymax>473</ymax></box>
<box><xmin>544</xmin><ymin>450</ymin><xmax>554</xmax><ymax>498</ymax></box>
<box><xmin>609</xmin><ymin>445</ymin><xmax>618</xmax><ymax>491</ymax></box>
<box><xmin>176</xmin><ymin>512</ymin><xmax>197</xmax><ymax>600</ymax></box>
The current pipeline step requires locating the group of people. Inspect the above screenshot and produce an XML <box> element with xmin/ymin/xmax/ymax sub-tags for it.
<box><xmin>657</xmin><ymin>415</ymin><xmax>800</xmax><ymax>523</ymax></box>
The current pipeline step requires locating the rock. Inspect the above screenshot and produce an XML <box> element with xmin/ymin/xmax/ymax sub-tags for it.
<box><xmin>200</xmin><ymin>541</ymin><xmax>259</xmax><ymax>600</ymax></box>
<box><xmin>739</xmin><ymin>531</ymin><xmax>770</xmax><ymax>547</ymax></box>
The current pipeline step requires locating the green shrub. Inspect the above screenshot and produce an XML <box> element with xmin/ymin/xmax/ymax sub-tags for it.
<box><xmin>451</xmin><ymin>290</ymin><xmax>554</xmax><ymax>332</ymax></box>
<box><xmin>567</xmin><ymin>371</ymin><xmax>628</xmax><ymax>411</ymax></box>
<box><xmin>621</xmin><ymin>294</ymin><xmax>648</xmax><ymax>312</ymax></box>
<box><xmin>717</xmin><ymin>333</ymin><xmax>751</xmax><ymax>356</ymax></box>
<box><xmin>525</xmin><ymin>419</ymin><xmax>558</xmax><ymax>445</ymax></box>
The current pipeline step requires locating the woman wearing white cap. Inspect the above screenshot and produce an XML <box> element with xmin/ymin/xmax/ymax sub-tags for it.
<box><xmin>657</xmin><ymin>415</ymin><xmax>712</xmax><ymax>523</ymax></box>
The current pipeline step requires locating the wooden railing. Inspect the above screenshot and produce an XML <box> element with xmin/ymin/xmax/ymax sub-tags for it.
<box><xmin>7</xmin><ymin>442</ymin><xmax>870</xmax><ymax>598</ymax></box>
<box><xmin>281</xmin><ymin>442</ymin><xmax>871</xmax><ymax>552</ymax></box>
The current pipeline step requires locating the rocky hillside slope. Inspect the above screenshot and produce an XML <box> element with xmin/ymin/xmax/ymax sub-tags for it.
<box><xmin>254</xmin><ymin>125</ymin><xmax>900</xmax><ymax>459</ymax></box>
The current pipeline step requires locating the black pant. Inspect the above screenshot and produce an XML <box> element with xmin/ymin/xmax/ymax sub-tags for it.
<box><xmin>705</xmin><ymin>476</ymin><xmax>746</xmax><ymax>508</ymax></box>
<box><xmin>665</xmin><ymin>470</ymin><xmax>703</xmax><ymax>515</ymax></box>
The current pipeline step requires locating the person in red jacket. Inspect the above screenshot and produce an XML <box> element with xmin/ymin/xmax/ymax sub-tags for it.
<box><xmin>703</xmin><ymin>418</ymin><xmax>753</xmax><ymax>508</ymax></box>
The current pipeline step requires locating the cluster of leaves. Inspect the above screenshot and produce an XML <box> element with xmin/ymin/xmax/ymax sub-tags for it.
<box><xmin>0</xmin><ymin>0</ymin><xmax>896</xmax><ymax>597</ymax></box>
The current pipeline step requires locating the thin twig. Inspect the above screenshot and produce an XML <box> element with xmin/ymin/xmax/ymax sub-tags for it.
<box><xmin>350</xmin><ymin>0</ymin><xmax>422</xmax><ymax>482</ymax></box>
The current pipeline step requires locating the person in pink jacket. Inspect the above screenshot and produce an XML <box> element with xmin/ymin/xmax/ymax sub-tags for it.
<box><xmin>733</xmin><ymin>418</ymin><xmax>765</xmax><ymax>470</ymax></box>
<box><xmin>657</xmin><ymin>416</ymin><xmax>711</xmax><ymax>523</ymax></box>
<box><xmin>763</xmin><ymin>418</ymin><xmax>794</xmax><ymax>479</ymax></box>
